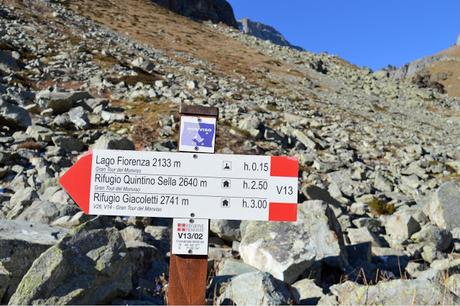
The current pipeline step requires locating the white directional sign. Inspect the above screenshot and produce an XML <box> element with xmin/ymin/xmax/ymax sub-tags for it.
<box><xmin>60</xmin><ymin>149</ymin><xmax>298</xmax><ymax>221</ymax></box>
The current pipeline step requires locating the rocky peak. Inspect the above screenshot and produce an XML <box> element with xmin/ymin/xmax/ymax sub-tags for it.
<box><xmin>238</xmin><ymin>18</ymin><xmax>302</xmax><ymax>50</ymax></box>
<box><xmin>151</xmin><ymin>0</ymin><xmax>238</xmax><ymax>28</ymax></box>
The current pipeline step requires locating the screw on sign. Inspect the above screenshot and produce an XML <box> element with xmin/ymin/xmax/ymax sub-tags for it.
<box><xmin>59</xmin><ymin>105</ymin><xmax>299</xmax><ymax>305</ymax></box>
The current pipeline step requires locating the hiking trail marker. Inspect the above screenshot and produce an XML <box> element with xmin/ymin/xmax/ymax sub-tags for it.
<box><xmin>59</xmin><ymin>104</ymin><xmax>298</xmax><ymax>305</ymax></box>
<box><xmin>59</xmin><ymin>150</ymin><xmax>298</xmax><ymax>221</ymax></box>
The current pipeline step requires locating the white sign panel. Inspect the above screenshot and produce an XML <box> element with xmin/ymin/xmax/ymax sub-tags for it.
<box><xmin>172</xmin><ymin>218</ymin><xmax>209</xmax><ymax>255</ymax></box>
<box><xmin>179</xmin><ymin>116</ymin><xmax>216</xmax><ymax>153</ymax></box>
<box><xmin>89</xmin><ymin>149</ymin><xmax>298</xmax><ymax>221</ymax></box>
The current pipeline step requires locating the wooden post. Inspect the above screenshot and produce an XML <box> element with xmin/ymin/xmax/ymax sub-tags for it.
<box><xmin>167</xmin><ymin>104</ymin><xmax>219</xmax><ymax>305</ymax></box>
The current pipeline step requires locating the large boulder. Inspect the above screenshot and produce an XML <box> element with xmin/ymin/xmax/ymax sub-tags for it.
<box><xmin>216</xmin><ymin>258</ymin><xmax>258</xmax><ymax>277</ymax></box>
<box><xmin>0</xmin><ymin>220</ymin><xmax>68</xmax><ymax>302</ymax></box>
<box><xmin>5</xmin><ymin>187</ymin><xmax>39</xmax><ymax>219</ymax></box>
<box><xmin>16</xmin><ymin>200</ymin><xmax>79</xmax><ymax>225</ymax></box>
<box><xmin>385</xmin><ymin>208</ymin><xmax>421</xmax><ymax>242</ymax></box>
<box><xmin>331</xmin><ymin>279</ymin><xmax>460</xmax><ymax>305</ymax></box>
<box><xmin>52</xmin><ymin>135</ymin><xmax>85</xmax><ymax>153</ymax></box>
<box><xmin>428</xmin><ymin>182</ymin><xmax>460</xmax><ymax>230</ymax></box>
<box><xmin>239</xmin><ymin>201</ymin><xmax>347</xmax><ymax>284</ymax></box>
<box><xmin>36</xmin><ymin>90</ymin><xmax>92</xmax><ymax>114</ymax></box>
<box><xmin>92</xmin><ymin>133</ymin><xmax>135</xmax><ymax>150</ymax></box>
<box><xmin>9</xmin><ymin>225</ymin><xmax>132</xmax><ymax>305</ymax></box>
<box><xmin>417</xmin><ymin>258</ymin><xmax>460</xmax><ymax>281</ymax></box>
<box><xmin>216</xmin><ymin>272</ymin><xmax>297</xmax><ymax>305</ymax></box>
<box><xmin>210</xmin><ymin>219</ymin><xmax>241</xmax><ymax>241</ymax></box>
<box><xmin>0</xmin><ymin>98</ymin><xmax>31</xmax><ymax>130</ymax></box>
<box><xmin>292</xmin><ymin>278</ymin><xmax>327</xmax><ymax>305</ymax></box>
<box><xmin>411</xmin><ymin>224</ymin><xmax>452</xmax><ymax>252</ymax></box>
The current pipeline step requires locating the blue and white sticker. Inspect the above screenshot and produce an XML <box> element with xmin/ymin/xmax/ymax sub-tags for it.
<box><xmin>179</xmin><ymin>116</ymin><xmax>216</xmax><ymax>153</ymax></box>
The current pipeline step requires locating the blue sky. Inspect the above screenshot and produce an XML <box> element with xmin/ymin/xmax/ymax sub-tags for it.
<box><xmin>228</xmin><ymin>0</ymin><xmax>460</xmax><ymax>70</ymax></box>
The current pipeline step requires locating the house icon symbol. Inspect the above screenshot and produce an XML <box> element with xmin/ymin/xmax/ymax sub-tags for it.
<box><xmin>221</xmin><ymin>199</ymin><xmax>230</xmax><ymax>208</ymax></box>
<box><xmin>222</xmin><ymin>180</ymin><xmax>230</xmax><ymax>188</ymax></box>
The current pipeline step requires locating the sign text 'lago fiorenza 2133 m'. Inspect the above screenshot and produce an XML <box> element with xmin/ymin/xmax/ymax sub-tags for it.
<box><xmin>59</xmin><ymin>149</ymin><xmax>299</xmax><ymax>221</ymax></box>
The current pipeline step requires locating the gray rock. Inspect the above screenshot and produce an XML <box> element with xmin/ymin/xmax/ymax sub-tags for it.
<box><xmin>16</xmin><ymin>200</ymin><xmax>78</xmax><ymax>225</ymax></box>
<box><xmin>0</xmin><ymin>98</ymin><xmax>31</xmax><ymax>130</ymax></box>
<box><xmin>292</xmin><ymin>278</ymin><xmax>326</xmax><ymax>305</ymax></box>
<box><xmin>447</xmin><ymin>274</ymin><xmax>460</xmax><ymax>296</ymax></box>
<box><xmin>400</xmin><ymin>174</ymin><xmax>421</xmax><ymax>189</ymax></box>
<box><xmin>131</xmin><ymin>57</ymin><xmax>155</xmax><ymax>73</ymax></box>
<box><xmin>0</xmin><ymin>263</ymin><xmax>10</xmax><ymax>302</ymax></box>
<box><xmin>216</xmin><ymin>258</ymin><xmax>258</xmax><ymax>276</ymax></box>
<box><xmin>52</xmin><ymin>135</ymin><xmax>85</xmax><ymax>153</ymax></box>
<box><xmin>347</xmin><ymin>227</ymin><xmax>384</xmax><ymax>247</ymax></box>
<box><xmin>374</xmin><ymin>172</ymin><xmax>393</xmax><ymax>192</ymax></box>
<box><xmin>0</xmin><ymin>220</ymin><xmax>67</xmax><ymax>301</ymax></box>
<box><xmin>331</xmin><ymin>279</ymin><xmax>459</xmax><ymax>305</ymax></box>
<box><xmin>428</xmin><ymin>181</ymin><xmax>460</xmax><ymax>230</ymax></box>
<box><xmin>92</xmin><ymin>133</ymin><xmax>135</xmax><ymax>150</ymax></box>
<box><xmin>100</xmin><ymin>110</ymin><xmax>126</xmax><ymax>123</ymax></box>
<box><xmin>50</xmin><ymin>212</ymin><xmax>93</xmax><ymax>229</ymax></box>
<box><xmin>385</xmin><ymin>209</ymin><xmax>421</xmax><ymax>242</ymax></box>
<box><xmin>68</xmin><ymin>106</ymin><xmax>90</xmax><ymax>129</ymax></box>
<box><xmin>0</xmin><ymin>50</ymin><xmax>20</xmax><ymax>72</ymax></box>
<box><xmin>36</xmin><ymin>90</ymin><xmax>92</xmax><ymax>114</ymax></box>
<box><xmin>217</xmin><ymin>272</ymin><xmax>296</xmax><ymax>305</ymax></box>
<box><xmin>291</xmin><ymin>129</ymin><xmax>317</xmax><ymax>150</ymax></box>
<box><xmin>25</xmin><ymin>125</ymin><xmax>53</xmax><ymax>142</ymax></box>
<box><xmin>328</xmin><ymin>169</ymin><xmax>361</xmax><ymax>198</ymax></box>
<box><xmin>6</xmin><ymin>187</ymin><xmax>38</xmax><ymax>219</ymax></box>
<box><xmin>186</xmin><ymin>80</ymin><xmax>197</xmax><ymax>90</ymax></box>
<box><xmin>417</xmin><ymin>258</ymin><xmax>460</xmax><ymax>281</ymax></box>
<box><xmin>451</xmin><ymin>227</ymin><xmax>460</xmax><ymax>252</ymax></box>
<box><xmin>119</xmin><ymin>226</ymin><xmax>147</xmax><ymax>244</ymax></box>
<box><xmin>421</xmin><ymin>244</ymin><xmax>441</xmax><ymax>263</ymax></box>
<box><xmin>9</xmin><ymin>226</ymin><xmax>132</xmax><ymax>305</ymax></box>
<box><xmin>411</xmin><ymin>224</ymin><xmax>452</xmax><ymax>252</ymax></box>
<box><xmin>124</xmin><ymin>241</ymin><xmax>160</xmax><ymax>282</ymax></box>
<box><xmin>239</xmin><ymin>201</ymin><xmax>347</xmax><ymax>284</ymax></box>
<box><xmin>238</xmin><ymin>115</ymin><xmax>261</xmax><ymax>137</ymax></box>
<box><xmin>210</xmin><ymin>220</ymin><xmax>241</xmax><ymax>241</ymax></box>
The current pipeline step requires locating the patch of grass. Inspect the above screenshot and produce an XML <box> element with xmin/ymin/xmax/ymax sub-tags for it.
<box><xmin>265</xmin><ymin>103</ymin><xmax>278</xmax><ymax>112</ymax></box>
<box><xmin>373</xmin><ymin>104</ymin><xmax>388</xmax><ymax>112</ymax></box>
<box><xmin>367</xmin><ymin>198</ymin><xmax>395</xmax><ymax>215</ymax></box>
<box><xmin>125</xmin><ymin>102</ymin><xmax>177</xmax><ymax>149</ymax></box>
<box><xmin>92</xmin><ymin>53</ymin><xmax>119</xmax><ymax>70</ymax></box>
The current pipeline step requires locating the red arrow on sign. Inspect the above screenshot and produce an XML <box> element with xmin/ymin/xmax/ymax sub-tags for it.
<box><xmin>59</xmin><ymin>151</ymin><xmax>92</xmax><ymax>214</ymax></box>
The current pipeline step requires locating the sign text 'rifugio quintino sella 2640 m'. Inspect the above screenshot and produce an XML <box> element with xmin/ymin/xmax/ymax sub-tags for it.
<box><xmin>59</xmin><ymin>149</ymin><xmax>298</xmax><ymax>222</ymax></box>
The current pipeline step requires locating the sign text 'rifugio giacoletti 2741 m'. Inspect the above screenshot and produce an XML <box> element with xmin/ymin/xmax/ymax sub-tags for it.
<box><xmin>60</xmin><ymin>149</ymin><xmax>298</xmax><ymax>222</ymax></box>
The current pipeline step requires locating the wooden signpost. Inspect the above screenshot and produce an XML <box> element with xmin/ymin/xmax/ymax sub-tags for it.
<box><xmin>169</xmin><ymin>105</ymin><xmax>217</xmax><ymax>305</ymax></box>
<box><xmin>59</xmin><ymin>104</ymin><xmax>298</xmax><ymax>305</ymax></box>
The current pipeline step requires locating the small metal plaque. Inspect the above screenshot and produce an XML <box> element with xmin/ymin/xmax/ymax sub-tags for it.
<box><xmin>172</xmin><ymin>218</ymin><xmax>209</xmax><ymax>255</ymax></box>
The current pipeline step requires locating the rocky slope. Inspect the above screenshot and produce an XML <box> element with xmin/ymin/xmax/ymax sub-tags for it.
<box><xmin>0</xmin><ymin>0</ymin><xmax>460</xmax><ymax>304</ymax></box>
